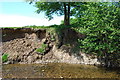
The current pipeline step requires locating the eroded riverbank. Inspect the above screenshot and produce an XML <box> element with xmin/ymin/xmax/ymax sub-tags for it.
<box><xmin>2</xmin><ymin>63</ymin><xmax>120</xmax><ymax>78</ymax></box>
<box><xmin>1</xmin><ymin>28</ymin><xmax>120</xmax><ymax>79</ymax></box>
<box><xmin>1</xmin><ymin>28</ymin><xmax>100</xmax><ymax>65</ymax></box>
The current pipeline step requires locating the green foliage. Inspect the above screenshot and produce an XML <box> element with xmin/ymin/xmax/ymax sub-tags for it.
<box><xmin>2</xmin><ymin>27</ymin><xmax>23</xmax><ymax>28</ymax></box>
<box><xmin>36</xmin><ymin>43</ymin><xmax>48</xmax><ymax>54</ymax></box>
<box><xmin>36</xmin><ymin>48</ymin><xmax>45</xmax><ymax>54</ymax></box>
<box><xmin>61</xmin><ymin>18</ymin><xmax>80</xmax><ymax>26</ymax></box>
<box><xmin>2</xmin><ymin>25</ymin><xmax>49</xmax><ymax>29</ymax></box>
<box><xmin>24</xmin><ymin>25</ymin><xmax>50</xmax><ymax>29</ymax></box>
<box><xmin>2</xmin><ymin>54</ymin><xmax>8</xmax><ymax>63</ymax></box>
<box><xmin>75</xmin><ymin>2</ymin><xmax>120</xmax><ymax>56</ymax></box>
<box><xmin>70</xmin><ymin>18</ymin><xmax>80</xmax><ymax>26</ymax></box>
<box><xmin>27</xmin><ymin>1</ymin><xmax>89</xmax><ymax>25</ymax></box>
<box><xmin>35</xmin><ymin>2</ymin><xmax>64</xmax><ymax>20</ymax></box>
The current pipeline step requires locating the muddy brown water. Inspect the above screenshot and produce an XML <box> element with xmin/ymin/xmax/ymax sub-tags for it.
<box><xmin>2</xmin><ymin>63</ymin><xmax>120</xmax><ymax>78</ymax></box>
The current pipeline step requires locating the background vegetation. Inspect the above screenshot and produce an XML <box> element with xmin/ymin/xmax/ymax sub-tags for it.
<box><xmin>73</xmin><ymin>2</ymin><xmax>120</xmax><ymax>67</ymax></box>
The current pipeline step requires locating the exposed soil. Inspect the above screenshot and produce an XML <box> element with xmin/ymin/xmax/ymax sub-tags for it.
<box><xmin>1</xmin><ymin>28</ymin><xmax>56</xmax><ymax>64</ymax></box>
<box><xmin>1</xmin><ymin>28</ymin><xmax>100</xmax><ymax>65</ymax></box>
<box><xmin>2</xmin><ymin>28</ymin><xmax>45</xmax><ymax>42</ymax></box>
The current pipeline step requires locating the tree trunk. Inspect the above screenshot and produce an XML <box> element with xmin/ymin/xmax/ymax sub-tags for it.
<box><xmin>67</xmin><ymin>2</ymin><xmax>70</xmax><ymax>25</ymax></box>
<box><xmin>64</xmin><ymin>3</ymin><xmax>67</xmax><ymax>25</ymax></box>
<box><xmin>64</xmin><ymin>3</ymin><xmax>70</xmax><ymax>26</ymax></box>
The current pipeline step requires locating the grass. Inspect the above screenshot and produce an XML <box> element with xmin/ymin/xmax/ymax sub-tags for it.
<box><xmin>36</xmin><ymin>43</ymin><xmax>48</xmax><ymax>55</ymax></box>
<box><xmin>0</xmin><ymin>27</ymin><xmax>23</xmax><ymax>28</ymax></box>
<box><xmin>2</xmin><ymin>53</ymin><xmax>8</xmax><ymax>63</ymax></box>
<box><xmin>1</xmin><ymin>24</ymin><xmax>77</xmax><ymax>29</ymax></box>
<box><xmin>36</xmin><ymin>48</ymin><xmax>45</xmax><ymax>54</ymax></box>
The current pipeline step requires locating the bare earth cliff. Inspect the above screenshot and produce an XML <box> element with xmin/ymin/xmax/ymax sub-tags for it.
<box><xmin>1</xmin><ymin>28</ymin><xmax>100</xmax><ymax>65</ymax></box>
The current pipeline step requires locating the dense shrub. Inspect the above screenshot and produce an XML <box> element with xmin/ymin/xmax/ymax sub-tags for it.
<box><xmin>75</xmin><ymin>2</ymin><xmax>120</xmax><ymax>67</ymax></box>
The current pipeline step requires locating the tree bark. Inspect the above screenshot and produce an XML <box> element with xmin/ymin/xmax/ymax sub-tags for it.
<box><xmin>64</xmin><ymin>3</ymin><xmax>67</xmax><ymax>25</ymax></box>
<box><xmin>64</xmin><ymin>3</ymin><xmax>70</xmax><ymax>26</ymax></box>
<box><xmin>67</xmin><ymin>2</ymin><xmax>70</xmax><ymax>25</ymax></box>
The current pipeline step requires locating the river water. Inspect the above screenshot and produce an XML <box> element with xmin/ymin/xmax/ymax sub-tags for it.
<box><xmin>2</xmin><ymin>63</ymin><xmax>120</xmax><ymax>78</ymax></box>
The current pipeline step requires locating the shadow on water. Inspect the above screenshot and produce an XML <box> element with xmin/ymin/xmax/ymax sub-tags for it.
<box><xmin>104</xmin><ymin>67</ymin><xmax>120</xmax><ymax>75</ymax></box>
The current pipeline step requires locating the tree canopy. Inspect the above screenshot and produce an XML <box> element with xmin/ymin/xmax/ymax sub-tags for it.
<box><xmin>26</xmin><ymin>1</ymin><xmax>87</xmax><ymax>25</ymax></box>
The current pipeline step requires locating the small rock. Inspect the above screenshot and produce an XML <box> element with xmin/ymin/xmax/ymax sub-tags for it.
<box><xmin>33</xmin><ymin>53</ymin><xmax>39</xmax><ymax>59</ymax></box>
<box><xmin>60</xmin><ymin>76</ymin><xmax>63</xmax><ymax>78</ymax></box>
<box><xmin>27</xmin><ymin>56</ymin><xmax>34</xmax><ymax>63</ymax></box>
<box><xmin>49</xmin><ymin>43</ymin><xmax>53</xmax><ymax>47</ymax></box>
<box><xmin>41</xmin><ymin>39</ymin><xmax>46</xmax><ymax>43</ymax></box>
<box><xmin>38</xmin><ymin>55</ymin><xmax>42</xmax><ymax>59</ymax></box>
<box><xmin>42</xmin><ymin>70</ymin><xmax>44</xmax><ymax>72</ymax></box>
<box><xmin>3</xmin><ymin>61</ymin><xmax>11</xmax><ymax>64</ymax></box>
